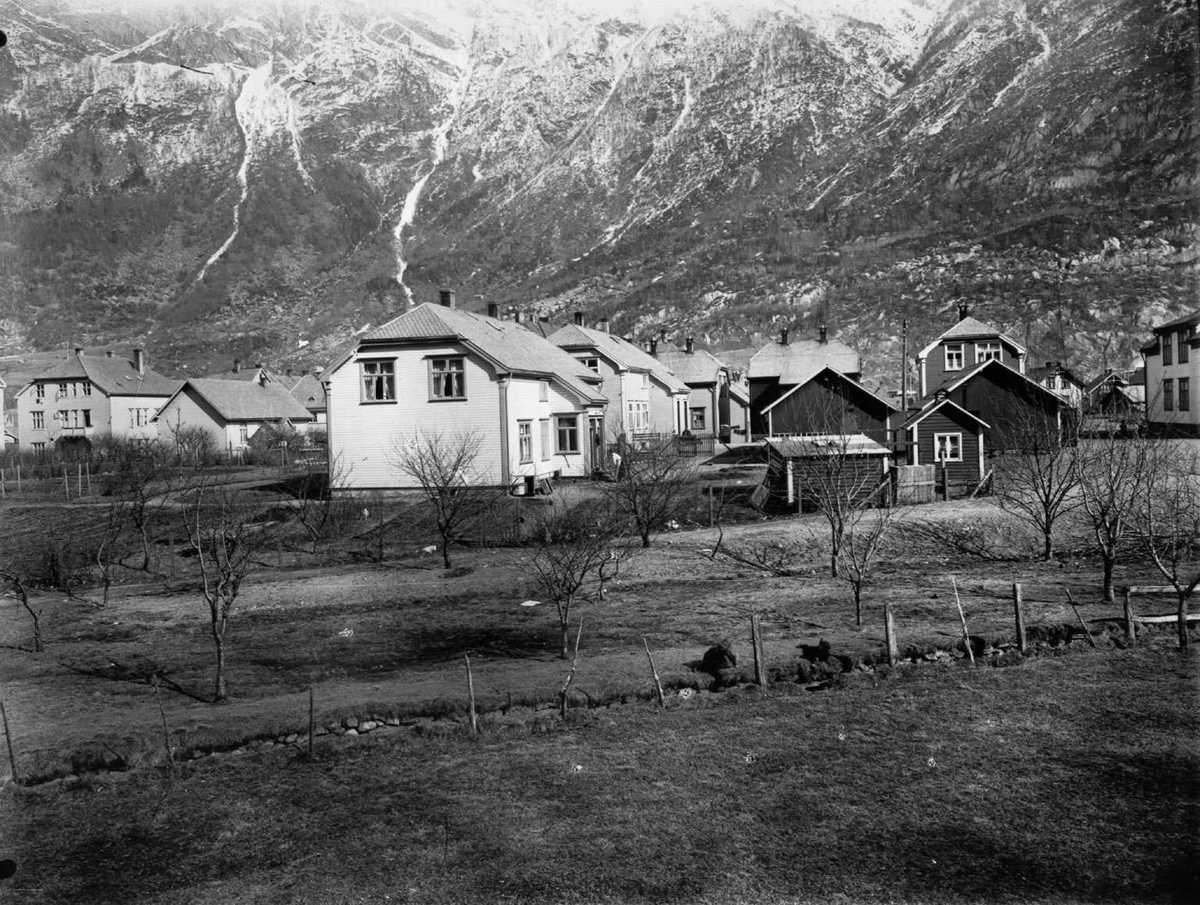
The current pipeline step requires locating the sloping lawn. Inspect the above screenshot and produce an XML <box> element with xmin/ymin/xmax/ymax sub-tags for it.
<box><xmin>6</xmin><ymin>646</ymin><xmax>1197</xmax><ymax>905</ymax></box>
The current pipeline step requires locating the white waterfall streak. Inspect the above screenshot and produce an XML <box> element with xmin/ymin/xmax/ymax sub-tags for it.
<box><xmin>284</xmin><ymin>85</ymin><xmax>315</xmax><ymax>190</ymax></box>
<box><xmin>991</xmin><ymin>9</ymin><xmax>1052</xmax><ymax>110</ymax></box>
<box><xmin>194</xmin><ymin>62</ymin><xmax>273</xmax><ymax>285</ymax></box>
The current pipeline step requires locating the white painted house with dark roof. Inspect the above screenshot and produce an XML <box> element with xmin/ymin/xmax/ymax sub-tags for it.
<box><xmin>325</xmin><ymin>295</ymin><xmax>609</xmax><ymax>491</ymax></box>
<box><xmin>655</xmin><ymin>339</ymin><xmax>751</xmax><ymax>440</ymax></box>
<box><xmin>546</xmin><ymin>314</ymin><xmax>689</xmax><ymax>442</ymax></box>
<box><xmin>15</xmin><ymin>348</ymin><xmax>179</xmax><ymax>451</ymax></box>
<box><xmin>154</xmin><ymin>372</ymin><xmax>313</xmax><ymax>455</ymax></box>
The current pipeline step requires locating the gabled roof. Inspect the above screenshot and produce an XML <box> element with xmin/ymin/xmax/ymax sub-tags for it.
<box><xmin>1151</xmin><ymin>309</ymin><xmax>1200</xmax><ymax>333</ymax></box>
<box><xmin>937</xmin><ymin>359</ymin><xmax>1070</xmax><ymax>408</ymax></box>
<box><xmin>765</xmin><ymin>434</ymin><xmax>890</xmax><ymax>458</ymax></box>
<box><xmin>546</xmin><ymin>323</ymin><xmax>689</xmax><ymax>394</ymax></box>
<box><xmin>654</xmin><ymin>347</ymin><xmax>726</xmax><ymax>385</ymax></box>
<box><xmin>354</xmin><ymin>303</ymin><xmax>607</xmax><ymax>405</ymax></box>
<box><xmin>1027</xmin><ymin>363</ymin><xmax>1086</xmax><ymax>388</ymax></box>
<box><xmin>24</xmin><ymin>352</ymin><xmax>179</xmax><ymax>397</ymax></box>
<box><xmin>917</xmin><ymin>315</ymin><xmax>1026</xmax><ymax>360</ymax></box>
<box><xmin>901</xmin><ymin>397</ymin><xmax>990</xmax><ymax>431</ymax></box>
<box><xmin>748</xmin><ymin>337</ymin><xmax>860</xmax><ymax>383</ymax></box>
<box><xmin>289</xmin><ymin>373</ymin><xmax>326</xmax><ymax>412</ymax></box>
<box><xmin>159</xmin><ymin>378</ymin><xmax>313</xmax><ymax>424</ymax></box>
<box><xmin>760</xmin><ymin>366</ymin><xmax>897</xmax><ymax>415</ymax></box>
<box><xmin>204</xmin><ymin>365</ymin><xmax>275</xmax><ymax>383</ymax></box>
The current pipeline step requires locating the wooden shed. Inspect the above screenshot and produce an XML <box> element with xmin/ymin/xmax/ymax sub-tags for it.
<box><xmin>759</xmin><ymin>366</ymin><xmax>895</xmax><ymax>445</ymax></box>
<box><xmin>762</xmin><ymin>435</ymin><xmax>891</xmax><ymax>512</ymax></box>
<box><xmin>901</xmin><ymin>397</ymin><xmax>989</xmax><ymax>498</ymax></box>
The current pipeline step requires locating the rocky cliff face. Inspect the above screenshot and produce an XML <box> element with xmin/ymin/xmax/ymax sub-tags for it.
<box><xmin>0</xmin><ymin>0</ymin><xmax>1195</xmax><ymax>384</ymax></box>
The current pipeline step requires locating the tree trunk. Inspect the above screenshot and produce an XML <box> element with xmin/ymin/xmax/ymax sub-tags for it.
<box><xmin>1042</xmin><ymin>531</ymin><xmax>1054</xmax><ymax>561</ymax></box>
<box><xmin>830</xmin><ymin>552</ymin><xmax>838</xmax><ymax>579</ymax></box>
<box><xmin>441</xmin><ymin>538</ymin><xmax>452</xmax><ymax>569</ymax></box>
<box><xmin>212</xmin><ymin>620</ymin><xmax>228</xmax><ymax>702</ymax></box>
<box><xmin>854</xmin><ymin>583</ymin><xmax>862</xmax><ymax>628</ymax></box>
<box><xmin>640</xmin><ymin>525</ymin><xmax>651</xmax><ymax>548</ymax></box>
<box><xmin>1178</xmin><ymin>593</ymin><xmax>1190</xmax><ymax>651</ymax></box>
<box><xmin>560</xmin><ymin>623</ymin><xmax>570</xmax><ymax>660</ymax></box>
<box><xmin>1102</xmin><ymin>556</ymin><xmax>1115</xmax><ymax>603</ymax></box>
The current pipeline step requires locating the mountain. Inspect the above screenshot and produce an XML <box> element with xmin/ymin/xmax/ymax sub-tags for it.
<box><xmin>0</xmin><ymin>0</ymin><xmax>1195</xmax><ymax>387</ymax></box>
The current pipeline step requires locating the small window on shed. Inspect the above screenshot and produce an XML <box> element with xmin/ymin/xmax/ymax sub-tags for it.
<box><xmin>933</xmin><ymin>432</ymin><xmax>962</xmax><ymax>462</ymax></box>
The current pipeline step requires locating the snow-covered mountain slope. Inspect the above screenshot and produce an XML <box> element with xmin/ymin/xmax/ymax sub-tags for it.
<box><xmin>0</xmin><ymin>0</ymin><xmax>1194</xmax><ymax>382</ymax></box>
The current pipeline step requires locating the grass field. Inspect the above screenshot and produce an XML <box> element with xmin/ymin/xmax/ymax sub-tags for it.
<box><xmin>4</xmin><ymin>645</ymin><xmax>1197</xmax><ymax>904</ymax></box>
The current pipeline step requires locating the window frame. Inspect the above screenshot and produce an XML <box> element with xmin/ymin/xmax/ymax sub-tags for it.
<box><xmin>974</xmin><ymin>341</ymin><xmax>1001</xmax><ymax>364</ymax></box>
<box><xmin>239</xmin><ymin>425</ymin><xmax>250</xmax><ymax>444</ymax></box>
<box><xmin>690</xmin><ymin>407</ymin><xmax>706</xmax><ymax>431</ymax></box>
<box><xmin>34</xmin><ymin>384</ymin><xmax>44</xmax><ymax>403</ymax></box>
<box><xmin>1163</xmin><ymin>334</ymin><xmax>1174</xmax><ymax>366</ymax></box>
<box><xmin>1163</xmin><ymin>378</ymin><xmax>1174</xmax><ymax>412</ymax></box>
<box><xmin>359</xmin><ymin>358</ymin><xmax>397</xmax><ymax>404</ymax></box>
<box><xmin>944</xmin><ymin>343</ymin><xmax>965</xmax><ymax>371</ymax></box>
<box><xmin>31</xmin><ymin>410</ymin><xmax>44</xmax><ymax>430</ymax></box>
<box><xmin>625</xmin><ymin>400</ymin><xmax>650</xmax><ymax>434</ymax></box>
<box><xmin>555</xmin><ymin>414</ymin><xmax>580</xmax><ymax>454</ymax></box>
<box><xmin>1179</xmin><ymin>331</ymin><xmax>1190</xmax><ymax>365</ymax></box>
<box><xmin>579</xmin><ymin>356</ymin><xmax>600</xmax><ymax>374</ymax></box>
<box><xmin>1179</xmin><ymin>377</ymin><xmax>1190</xmax><ymax>412</ymax></box>
<box><xmin>933</xmin><ymin>431</ymin><xmax>963</xmax><ymax>463</ymax></box>
<box><xmin>517</xmin><ymin>420</ymin><xmax>533</xmax><ymax>463</ymax></box>
<box><xmin>428</xmin><ymin>356</ymin><xmax>466</xmax><ymax>401</ymax></box>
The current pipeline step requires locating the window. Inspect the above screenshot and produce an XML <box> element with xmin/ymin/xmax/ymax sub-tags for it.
<box><xmin>555</xmin><ymin>415</ymin><xmax>579</xmax><ymax>454</ymax></box>
<box><xmin>429</xmin><ymin>357</ymin><xmax>465</xmax><ymax>400</ymax></box>
<box><xmin>518</xmin><ymin>420</ymin><xmax>533</xmax><ymax>463</ymax></box>
<box><xmin>690</xmin><ymin>408</ymin><xmax>706</xmax><ymax>431</ymax></box>
<box><xmin>1179</xmin><ymin>377</ymin><xmax>1191</xmax><ymax>412</ymax></box>
<box><xmin>975</xmin><ymin>342</ymin><xmax>1001</xmax><ymax>364</ymax></box>
<box><xmin>1163</xmin><ymin>378</ymin><xmax>1174</xmax><ymax>411</ymax></box>
<box><xmin>81</xmin><ymin>382</ymin><xmax>91</xmax><ymax>396</ymax></box>
<box><xmin>944</xmin><ymin>344</ymin><xmax>964</xmax><ymax>371</ymax></box>
<box><xmin>1180</xmin><ymin>331</ymin><xmax>1190</xmax><ymax>365</ymax></box>
<box><xmin>129</xmin><ymin>408</ymin><xmax>152</xmax><ymax>428</ymax></box>
<box><xmin>361</xmin><ymin>360</ymin><xmax>396</xmax><ymax>402</ymax></box>
<box><xmin>641</xmin><ymin>373</ymin><xmax>651</xmax><ymax>389</ymax></box>
<box><xmin>82</xmin><ymin>409</ymin><xmax>91</xmax><ymax>428</ymax></box>
<box><xmin>239</xmin><ymin>425</ymin><xmax>249</xmax><ymax>444</ymax></box>
<box><xmin>32</xmin><ymin>442</ymin><xmax>45</xmax><ymax>453</ymax></box>
<box><xmin>1163</xmin><ymin>334</ymin><xmax>1173</xmax><ymax>366</ymax></box>
<box><xmin>626</xmin><ymin>400</ymin><xmax>650</xmax><ymax>433</ymax></box>
<box><xmin>31</xmin><ymin>411</ymin><xmax>44</xmax><ymax>430</ymax></box>
<box><xmin>933</xmin><ymin>432</ymin><xmax>963</xmax><ymax>462</ymax></box>
<box><xmin>579</xmin><ymin>356</ymin><xmax>599</xmax><ymax>374</ymax></box>
<box><xmin>34</xmin><ymin>384</ymin><xmax>44</xmax><ymax>403</ymax></box>
<box><xmin>57</xmin><ymin>382</ymin><xmax>67</xmax><ymax>397</ymax></box>
<box><xmin>540</xmin><ymin>418</ymin><xmax>552</xmax><ymax>460</ymax></box>
<box><xmin>538</xmin><ymin>380</ymin><xmax>549</xmax><ymax>402</ymax></box>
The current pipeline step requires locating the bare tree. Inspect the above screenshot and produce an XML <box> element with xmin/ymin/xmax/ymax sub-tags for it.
<box><xmin>993</xmin><ymin>411</ymin><xmax>1080</xmax><ymax>561</ymax></box>
<box><xmin>0</xmin><ymin>568</ymin><xmax>42</xmax><ymax>652</ymax></box>
<box><xmin>392</xmin><ymin>432</ymin><xmax>497</xmax><ymax>568</ymax></box>
<box><xmin>1076</xmin><ymin>429</ymin><xmax>1153</xmax><ymax>601</ymax></box>
<box><xmin>606</xmin><ymin>437</ymin><xmax>697</xmax><ymax>548</ymax></box>
<box><xmin>294</xmin><ymin>453</ymin><xmax>354</xmax><ymax>554</ymax></box>
<box><xmin>837</xmin><ymin>503</ymin><xmax>897</xmax><ymax>628</ymax></box>
<box><xmin>1137</xmin><ymin>444</ymin><xmax>1200</xmax><ymax>650</ymax></box>
<box><xmin>181</xmin><ymin>483</ymin><xmax>270</xmax><ymax>701</ymax></box>
<box><xmin>530</xmin><ymin>503</ymin><xmax>627</xmax><ymax>659</ymax></box>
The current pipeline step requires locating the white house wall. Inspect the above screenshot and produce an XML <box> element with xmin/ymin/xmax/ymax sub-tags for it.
<box><xmin>156</xmin><ymin>392</ymin><xmax>228</xmax><ymax>452</ymax></box>
<box><xmin>504</xmin><ymin>377</ymin><xmax>591</xmax><ymax>480</ymax></box>
<box><xmin>110</xmin><ymin>395</ymin><xmax>170</xmax><ymax>442</ymax></box>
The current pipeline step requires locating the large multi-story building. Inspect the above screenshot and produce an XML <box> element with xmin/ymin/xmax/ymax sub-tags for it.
<box><xmin>1142</xmin><ymin>309</ymin><xmax>1199</xmax><ymax>437</ymax></box>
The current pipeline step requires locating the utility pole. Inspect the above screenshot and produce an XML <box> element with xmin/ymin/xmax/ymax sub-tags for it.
<box><xmin>900</xmin><ymin>317</ymin><xmax>908</xmax><ymax>413</ymax></box>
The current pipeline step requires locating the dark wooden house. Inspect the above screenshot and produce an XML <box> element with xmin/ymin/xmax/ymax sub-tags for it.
<box><xmin>762</xmin><ymin>435</ymin><xmax>890</xmax><ymax>512</ymax></box>
<box><xmin>901</xmin><ymin>397</ymin><xmax>989</xmax><ymax>497</ymax></box>
<box><xmin>938</xmin><ymin>359</ymin><xmax>1072</xmax><ymax>451</ymax></box>
<box><xmin>917</xmin><ymin>305</ymin><xmax>1026</xmax><ymax>398</ymax></box>
<box><xmin>748</xmin><ymin>326</ymin><xmax>860</xmax><ymax>437</ymax></box>
<box><xmin>759</xmin><ymin>366</ymin><xmax>895</xmax><ymax>443</ymax></box>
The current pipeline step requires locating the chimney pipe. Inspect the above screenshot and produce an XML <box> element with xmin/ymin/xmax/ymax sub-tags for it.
<box><xmin>106</xmin><ymin>350</ymin><xmax>114</xmax><ymax>358</ymax></box>
<box><xmin>233</xmin><ymin>358</ymin><xmax>241</xmax><ymax>373</ymax></box>
<box><xmin>574</xmin><ymin>311</ymin><xmax>584</xmax><ymax>326</ymax></box>
<box><xmin>781</xmin><ymin>327</ymin><xmax>789</xmax><ymax>346</ymax></box>
<box><xmin>685</xmin><ymin>337</ymin><xmax>694</xmax><ymax>355</ymax></box>
<box><xmin>659</xmin><ymin>329</ymin><xmax>667</xmax><ymax>343</ymax></box>
<box><xmin>818</xmin><ymin>324</ymin><xmax>828</xmax><ymax>344</ymax></box>
<box><xmin>439</xmin><ymin>288</ymin><xmax>456</xmax><ymax>308</ymax></box>
<box><xmin>73</xmin><ymin>346</ymin><xmax>83</xmax><ymax>357</ymax></box>
<box><xmin>957</xmin><ymin>302</ymin><xmax>969</xmax><ymax>321</ymax></box>
<box><xmin>649</xmin><ymin>338</ymin><xmax>658</xmax><ymax>357</ymax></box>
<box><xmin>487</xmin><ymin>302</ymin><xmax>499</xmax><ymax>319</ymax></box>
<box><xmin>599</xmin><ymin>318</ymin><xmax>609</xmax><ymax>334</ymax></box>
<box><xmin>133</xmin><ymin>348</ymin><xmax>145</xmax><ymax>376</ymax></box>
<box><xmin>513</xmin><ymin>310</ymin><xmax>522</xmax><ymax>324</ymax></box>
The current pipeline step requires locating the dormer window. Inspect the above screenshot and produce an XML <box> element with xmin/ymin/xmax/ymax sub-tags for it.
<box><xmin>944</xmin><ymin>343</ymin><xmax>965</xmax><ymax>371</ymax></box>
<box><xmin>578</xmin><ymin>356</ymin><xmax>599</xmax><ymax>374</ymax></box>
<box><xmin>975</xmin><ymin>342</ymin><xmax>1001</xmax><ymax>364</ymax></box>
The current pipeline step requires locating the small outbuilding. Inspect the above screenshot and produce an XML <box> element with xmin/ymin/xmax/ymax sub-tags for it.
<box><xmin>762</xmin><ymin>434</ymin><xmax>891</xmax><ymax>512</ymax></box>
<box><xmin>900</xmin><ymin>397</ymin><xmax>989</xmax><ymax>498</ymax></box>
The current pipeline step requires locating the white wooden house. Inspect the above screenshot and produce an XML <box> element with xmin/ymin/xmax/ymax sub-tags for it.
<box><xmin>324</xmin><ymin>296</ymin><xmax>608</xmax><ymax>491</ymax></box>
<box><xmin>154</xmin><ymin>373</ymin><xmax>313</xmax><ymax>455</ymax></box>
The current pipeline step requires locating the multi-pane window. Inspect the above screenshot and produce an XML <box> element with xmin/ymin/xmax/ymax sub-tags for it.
<box><xmin>81</xmin><ymin>382</ymin><xmax>91</xmax><ymax>396</ymax></box>
<box><xmin>933</xmin><ymin>432</ymin><xmax>962</xmax><ymax>462</ymax></box>
<box><xmin>361</xmin><ymin>360</ymin><xmax>396</xmax><ymax>402</ymax></box>
<box><xmin>690</xmin><ymin>408</ymin><xmax>706</xmax><ymax>431</ymax></box>
<box><xmin>1180</xmin><ymin>331</ymin><xmax>1190</xmax><ymax>365</ymax></box>
<box><xmin>429</xmin><ymin>357</ymin><xmax>466</xmax><ymax>399</ymax></box>
<box><xmin>555</xmin><ymin>415</ymin><xmax>579</xmax><ymax>454</ymax></box>
<box><xmin>61</xmin><ymin>409</ymin><xmax>91</xmax><ymax>429</ymax></box>
<box><xmin>626</xmin><ymin>400</ymin><xmax>650</xmax><ymax>433</ymax></box>
<box><xmin>34</xmin><ymin>384</ymin><xmax>44</xmax><ymax>403</ymax></box>
<box><xmin>57</xmin><ymin>382</ymin><xmax>67</xmax><ymax>397</ymax></box>
<box><xmin>1163</xmin><ymin>378</ymin><xmax>1174</xmax><ymax>411</ymax></box>
<box><xmin>975</xmin><ymin>342</ymin><xmax>1001</xmax><ymax>363</ymax></box>
<box><xmin>518</xmin><ymin>420</ymin><xmax>533</xmax><ymax>463</ymax></box>
<box><xmin>944</xmin><ymin>344</ymin><xmax>964</xmax><ymax>371</ymax></box>
<box><xmin>540</xmin><ymin>419</ymin><xmax>552</xmax><ymax>460</ymax></box>
<box><xmin>129</xmin><ymin>408</ymin><xmax>152</xmax><ymax>427</ymax></box>
<box><xmin>1163</xmin><ymin>334</ymin><xmax>1174</xmax><ymax>366</ymax></box>
<box><xmin>579</xmin><ymin>357</ymin><xmax>599</xmax><ymax>374</ymax></box>
<box><xmin>239</xmin><ymin>425</ymin><xmax>250</xmax><ymax>444</ymax></box>
<box><xmin>1179</xmin><ymin>377</ymin><xmax>1191</xmax><ymax>412</ymax></box>
<box><xmin>31</xmin><ymin>411</ymin><xmax>44</xmax><ymax>430</ymax></box>
<box><xmin>32</xmin><ymin>442</ymin><xmax>45</xmax><ymax>453</ymax></box>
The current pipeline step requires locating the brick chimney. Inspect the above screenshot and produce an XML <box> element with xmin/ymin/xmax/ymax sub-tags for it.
<box><xmin>487</xmin><ymin>302</ymin><xmax>499</xmax><ymax>318</ymax></box>
<box><xmin>818</xmin><ymin>324</ymin><xmax>828</xmax><ymax>344</ymax></box>
<box><xmin>574</xmin><ymin>311</ymin><xmax>584</xmax><ymax>326</ymax></box>
<box><xmin>133</xmin><ymin>348</ymin><xmax>145</xmax><ymax>376</ymax></box>
<box><xmin>957</xmin><ymin>302</ymin><xmax>970</xmax><ymax>321</ymax></box>
<box><xmin>599</xmin><ymin>318</ymin><xmax>610</xmax><ymax>334</ymax></box>
<box><xmin>685</xmin><ymin>337</ymin><xmax>694</xmax><ymax>355</ymax></box>
<box><xmin>781</xmin><ymin>327</ymin><xmax>789</xmax><ymax>346</ymax></box>
<box><xmin>439</xmin><ymin>288</ymin><xmax>456</xmax><ymax>308</ymax></box>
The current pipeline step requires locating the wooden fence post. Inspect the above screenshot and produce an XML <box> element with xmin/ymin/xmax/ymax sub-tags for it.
<box><xmin>85</xmin><ymin>461</ymin><xmax>92</xmax><ymax>496</ymax></box>
<box><xmin>942</xmin><ymin>460</ymin><xmax>950</xmax><ymax>501</ymax></box>
<box><xmin>643</xmin><ymin>636</ymin><xmax>665</xmax><ymax>707</ymax></box>
<box><xmin>464</xmin><ymin>654</ymin><xmax>478</xmax><ymax>736</ymax></box>
<box><xmin>1122</xmin><ymin>588</ymin><xmax>1137</xmax><ymax>647</ymax></box>
<box><xmin>76</xmin><ymin>462</ymin><xmax>83</xmax><ymax>497</ymax></box>
<box><xmin>951</xmin><ymin>575</ymin><xmax>975</xmax><ymax>666</ymax></box>
<box><xmin>884</xmin><ymin>603</ymin><xmax>899</xmax><ymax>667</ymax></box>
<box><xmin>0</xmin><ymin>696</ymin><xmax>17</xmax><ymax>785</ymax></box>
<box><xmin>1066</xmin><ymin>590</ymin><xmax>1097</xmax><ymax>648</ymax></box>
<box><xmin>62</xmin><ymin>466</ymin><xmax>70</xmax><ymax>499</ymax></box>
<box><xmin>750</xmin><ymin>613</ymin><xmax>767</xmax><ymax>686</ymax></box>
<box><xmin>1012</xmin><ymin>582</ymin><xmax>1027</xmax><ymax>653</ymax></box>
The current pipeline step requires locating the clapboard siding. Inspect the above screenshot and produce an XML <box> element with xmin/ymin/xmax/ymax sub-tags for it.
<box><xmin>765</xmin><ymin>377</ymin><xmax>891</xmax><ymax>443</ymax></box>
<box><xmin>764</xmin><ymin>446</ymin><xmax>888</xmax><ymax>512</ymax></box>
<box><xmin>923</xmin><ymin>337</ymin><xmax>1023</xmax><ymax>396</ymax></box>
<box><xmin>908</xmin><ymin>407</ymin><xmax>983</xmax><ymax>492</ymax></box>
<box><xmin>946</xmin><ymin>366</ymin><xmax>1060</xmax><ymax>452</ymax></box>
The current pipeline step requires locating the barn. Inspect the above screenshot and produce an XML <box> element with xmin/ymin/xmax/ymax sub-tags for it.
<box><xmin>762</xmin><ymin>435</ymin><xmax>891</xmax><ymax>512</ymax></box>
<box><xmin>901</xmin><ymin>397</ymin><xmax>989</xmax><ymax>498</ymax></box>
